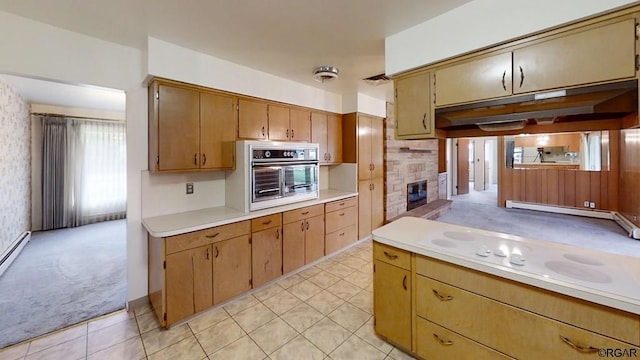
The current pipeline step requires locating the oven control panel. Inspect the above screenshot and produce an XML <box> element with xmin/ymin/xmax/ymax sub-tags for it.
<box><xmin>252</xmin><ymin>148</ymin><xmax>317</xmax><ymax>161</ymax></box>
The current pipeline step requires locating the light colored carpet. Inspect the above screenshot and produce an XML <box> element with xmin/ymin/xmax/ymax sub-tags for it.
<box><xmin>437</xmin><ymin>199</ymin><xmax>640</xmax><ymax>258</ymax></box>
<box><xmin>0</xmin><ymin>220</ymin><xmax>126</xmax><ymax>348</ymax></box>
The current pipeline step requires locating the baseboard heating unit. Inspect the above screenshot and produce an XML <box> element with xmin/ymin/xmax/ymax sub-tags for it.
<box><xmin>612</xmin><ymin>212</ymin><xmax>640</xmax><ymax>240</ymax></box>
<box><xmin>0</xmin><ymin>231</ymin><xmax>31</xmax><ymax>277</ymax></box>
<box><xmin>506</xmin><ymin>201</ymin><xmax>640</xmax><ymax>240</ymax></box>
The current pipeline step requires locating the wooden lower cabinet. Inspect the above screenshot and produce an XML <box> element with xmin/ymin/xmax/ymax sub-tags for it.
<box><xmin>372</xmin><ymin>241</ymin><xmax>640</xmax><ymax>359</ymax></box>
<box><xmin>304</xmin><ymin>214</ymin><xmax>325</xmax><ymax>263</ymax></box>
<box><xmin>325</xmin><ymin>197</ymin><xmax>358</xmax><ymax>254</ymax></box>
<box><xmin>282</xmin><ymin>220</ymin><xmax>305</xmax><ymax>273</ymax></box>
<box><xmin>252</xmin><ymin>222</ymin><xmax>283</xmax><ymax>288</ymax></box>
<box><xmin>283</xmin><ymin>205</ymin><xmax>325</xmax><ymax>273</ymax></box>
<box><xmin>416</xmin><ymin>318</ymin><xmax>514</xmax><ymax>360</ymax></box>
<box><xmin>212</xmin><ymin>235</ymin><xmax>251</xmax><ymax>304</ymax></box>
<box><xmin>373</xmin><ymin>259</ymin><xmax>411</xmax><ymax>351</ymax></box>
<box><xmin>358</xmin><ymin>178</ymin><xmax>383</xmax><ymax>239</ymax></box>
<box><xmin>165</xmin><ymin>245</ymin><xmax>212</xmax><ymax>325</ymax></box>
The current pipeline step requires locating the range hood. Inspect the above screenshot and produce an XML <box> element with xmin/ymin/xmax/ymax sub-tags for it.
<box><xmin>436</xmin><ymin>80</ymin><xmax>638</xmax><ymax>132</ymax></box>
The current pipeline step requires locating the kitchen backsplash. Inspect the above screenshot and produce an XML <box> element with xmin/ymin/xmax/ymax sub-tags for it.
<box><xmin>0</xmin><ymin>79</ymin><xmax>31</xmax><ymax>254</ymax></box>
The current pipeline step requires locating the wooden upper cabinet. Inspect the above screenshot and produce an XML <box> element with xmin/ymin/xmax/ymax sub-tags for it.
<box><xmin>238</xmin><ymin>99</ymin><xmax>268</xmax><ymax>139</ymax></box>
<box><xmin>395</xmin><ymin>71</ymin><xmax>435</xmax><ymax>138</ymax></box>
<box><xmin>312</xmin><ymin>112</ymin><xmax>343</xmax><ymax>164</ymax></box>
<box><xmin>370</xmin><ymin>116</ymin><xmax>384</xmax><ymax>179</ymax></box>
<box><xmin>156</xmin><ymin>84</ymin><xmax>200</xmax><ymax>171</ymax></box>
<box><xmin>327</xmin><ymin>114</ymin><xmax>343</xmax><ymax>163</ymax></box>
<box><xmin>268</xmin><ymin>104</ymin><xmax>290</xmax><ymax>141</ymax></box>
<box><xmin>435</xmin><ymin>52</ymin><xmax>513</xmax><ymax>107</ymax></box>
<box><xmin>290</xmin><ymin>108</ymin><xmax>311</xmax><ymax>142</ymax></box>
<box><xmin>200</xmin><ymin>92</ymin><xmax>236</xmax><ymax>170</ymax></box>
<box><xmin>513</xmin><ymin>17</ymin><xmax>636</xmax><ymax>94</ymax></box>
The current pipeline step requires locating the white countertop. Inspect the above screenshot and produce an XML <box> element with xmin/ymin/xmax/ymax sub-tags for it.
<box><xmin>373</xmin><ymin>217</ymin><xmax>640</xmax><ymax>315</ymax></box>
<box><xmin>143</xmin><ymin>189</ymin><xmax>357</xmax><ymax>237</ymax></box>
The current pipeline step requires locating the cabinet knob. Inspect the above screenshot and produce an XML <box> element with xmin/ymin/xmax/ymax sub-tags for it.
<box><xmin>306</xmin><ymin>220</ymin><xmax>309</xmax><ymax>230</ymax></box>
<box><xmin>286</xmin><ymin>129</ymin><xmax>289</xmax><ymax>138</ymax></box>
<box><xmin>301</xmin><ymin>221</ymin><xmax>305</xmax><ymax>231</ymax></box>
<box><xmin>275</xmin><ymin>228</ymin><xmax>280</xmax><ymax>239</ymax></box>
<box><xmin>214</xmin><ymin>246</ymin><xmax>219</xmax><ymax>258</ymax></box>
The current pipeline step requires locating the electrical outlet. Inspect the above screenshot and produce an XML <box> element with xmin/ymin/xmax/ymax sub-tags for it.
<box><xmin>583</xmin><ymin>201</ymin><xmax>590</xmax><ymax>207</ymax></box>
<box><xmin>186</xmin><ymin>183</ymin><xmax>194</xmax><ymax>194</ymax></box>
<box><xmin>589</xmin><ymin>202</ymin><xmax>595</xmax><ymax>209</ymax></box>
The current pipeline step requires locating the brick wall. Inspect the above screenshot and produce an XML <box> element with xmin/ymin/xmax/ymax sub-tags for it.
<box><xmin>384</xmin><ymin>102</ymin><xmax>439</xmax><ymax>220</ymax></box>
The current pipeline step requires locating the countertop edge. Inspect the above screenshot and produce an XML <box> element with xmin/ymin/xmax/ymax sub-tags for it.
<box><xmin>372</xmin><ymin>219</ymin><xmax>640</xmax><ymax>316</ymax></box>
<box><xmin>143</xmin><ymin>190</ymin><xmax>358</xmax><ymax>238</ymax></box>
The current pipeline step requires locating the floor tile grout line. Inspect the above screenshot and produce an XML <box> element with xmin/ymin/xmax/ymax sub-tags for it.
<box><xmin>134</xmin><ymin>311</ymin><xmax>151</xmax><ymax>358</ymax></box>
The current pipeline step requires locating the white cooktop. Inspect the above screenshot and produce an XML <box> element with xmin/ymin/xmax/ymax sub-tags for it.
<box><xmin>372</xmin><ymin>217</ymin><xmax>640</xmax><ymax>315</ymax></box>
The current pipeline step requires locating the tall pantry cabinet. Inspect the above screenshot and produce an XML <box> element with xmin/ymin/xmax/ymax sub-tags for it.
<box><xmin>343</xmin><ymin>113</ymin><xmax>385</xmax><ymax>240</ymax></box>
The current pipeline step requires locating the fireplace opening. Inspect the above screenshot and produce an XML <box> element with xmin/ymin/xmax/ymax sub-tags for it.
<box><xmin>407</xmin><ymin>180</ymin><xmax>427</xmax><ymax>211</ymax></box>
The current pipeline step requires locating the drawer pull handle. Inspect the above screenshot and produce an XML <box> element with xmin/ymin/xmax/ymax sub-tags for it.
<box><xmin>214</xmin><ymin>246</ymin><xmax>219</xmax><ymax>258</ymax></box>
<box><xmin>339</xmin><ymin>202</ymin><xmax>345</xmax><ymax>206</ymax></box>
<box><xmin>301</xmin><ymin>211</ymin><xmax>309</xmax><ymax>215</ymax></box>
<box><xmin>262</xmin><ymin>220</ymin><xmax>272</xmax><ymax>225</ymax></box>
<box><xmin>383</xmin><ymin>251</ymin><xmax>398</xmax><ymax>260</ymax></box>
<box><xmin>339</xmin><ymin>212</ymin><xmax>345</xmax><ymax>216</ymax></box>
<box><xmin>339</xmin><ymin>232</ymin><xmax>345</xmax><ymax>236</ymax></box>
<box><xmin>432</xmin><ymin>289</ymin><xmax>453</xmax><ymax>301</ymax></box>
<box><xmin>560</xmin><ymin>335</ymin><xmax>599</xmax><ymax>353</ymax></box>
<box><xmin>205</xmin><ymin>233</ymin><xmax>219</xmax><ymax>239</ymax></box>
<box><xmin>402</xmin><ymin>274</ymin><xmax>407</xmax><ymax>290</ymax></box>
<box><xmin>433</xmin><ymin>333</ymin><xmax>453</xmax><ymax>346</ymax></box>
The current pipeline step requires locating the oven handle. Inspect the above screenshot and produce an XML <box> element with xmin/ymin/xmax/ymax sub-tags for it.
<box><xmin>257</xmin><ymin>188</ymin><xmax>281</xmax><ymax>194</ymax></box>
<box><xmin>252</xmin><ymin>160</ymin><xmax>318</xmax><ymax>166</ymax></box>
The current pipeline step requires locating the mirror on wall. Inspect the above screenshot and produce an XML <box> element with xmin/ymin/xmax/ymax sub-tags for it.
<box><xmin>504</xmin><ymin>131</ymin><xmax>610</xmax><ymax>171</ymax></box>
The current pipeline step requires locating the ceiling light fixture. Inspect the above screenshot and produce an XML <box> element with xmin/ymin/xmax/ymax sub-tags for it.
<box><xmin>313</xmin><ymin>66</ymin><xmax>339</xmax><ymax>83</ymax></box>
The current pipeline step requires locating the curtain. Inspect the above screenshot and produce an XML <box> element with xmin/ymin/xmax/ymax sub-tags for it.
<box><xmin>41</xmin><ymin>117</ymin><xmax>126</xmax><ymax>230</ymax></box>
<box><xmin>42</xmin><ymin>117</ymin><xmax>68</xmax><ymax>230</ymax></box>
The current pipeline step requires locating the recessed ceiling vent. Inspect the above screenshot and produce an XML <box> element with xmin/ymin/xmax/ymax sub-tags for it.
<box><xmin>313</xmin><ymin>66</ymin><xmax>339</xmax><ymax>83</ymax></box>
<box><xmin>363</xmin><ymin>73</ymin><xmax>391</xmax><ymax>86</ymax></box>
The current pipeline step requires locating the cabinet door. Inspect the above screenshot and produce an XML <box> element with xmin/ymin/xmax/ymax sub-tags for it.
<box><xmin>371</xmin><ymin>177</ymin><xmax>384</xmax><ymax>233</ymax></box>
<box><xmin>268</xmin><ymin>104</ymin><xmax>290</xmax><ymax>141</ymax></box>
<box><xmin>435</xmin><ymin>52</ymin><xmax>512</xmax><ymax>106</ymax></box>
<box><xmin>395</xmin><ymin>71</ymin><xmax>434</xmax><ymax>138</ymax></box>
<box><xmin>374</xmin><ymin>260</ymin><xmax>411</xmax><ymax>350</ymax></box>
<box><xmin>305</xmin><ymin>214</ymin><xmax>325</xmax><ymax>264</ymax></box>
<box><xmin>283</xmin><ymin>221</ymin><xmax>305</xmax><ymax>274</ymax></box>
<box><xmin>327</xmin><ymin>114</ymin><xmax>343</xmax><ymax>164</ymax></box>
<box><xmin>238</xmin><ymin>99</ymin><xmax>268</xmax><ymax>139</ymax></box>
<box><xmin>157</xmin><ymin>84</ymin><xmax>200</xmax><ymax>171</ymax></box>
<box><xmin>252</xmin><ymin>227</ymin><xmax>283</xmax><ymax>287</ymax></box>
<box><xmin>290</xmin><ymin>108</ymin><xmax>311</xmax><ymax>142</ymax></box>
<box><xmin>213</xmin><ymin>235</ymin><xmax>251</xmax><ymax>304</ymax></box>
<box><xmin>311</xmin><ymin>112</ymin><xmax>328</xmax><ymax>162</ymax></box>
<box><xmin>358</xmin><ymin>179</ymin><xmax>372</xmax><ymax>239</ymax></box>
<box><xmin>166</xmin><ymin>245</ymin><xmax>212</xmax><ymax>325</ymax></box>
<box><xmin>200</xmin><ymin>92</ymin><xmax>236</xmax><ymax>170</ymax></box>
<box><xmin>370</xmin><ymin>116</ymin><xmax>384</xmax><ymax>179</ymax></box>
<box><xmin>357</xmin><ymin>115</ymin><xmax>373</xmax><ymax>181</ymax></box>
<box><xmin>513</xmin><ymin>18</ymin><xmax>636</xmax><ymax>94</ymax></box>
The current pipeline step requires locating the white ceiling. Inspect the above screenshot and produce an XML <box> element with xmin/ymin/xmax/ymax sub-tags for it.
<box><xmin>0</xmin><ymin>0</ymin><xmax>472</xmax><ymax>109</ymax></box>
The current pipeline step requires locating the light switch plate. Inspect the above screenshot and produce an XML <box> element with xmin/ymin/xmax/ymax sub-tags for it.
<box><xmin>186</xmin><ymin>183</ymin><xmax>194</xmax><ymax>194</ymax></box>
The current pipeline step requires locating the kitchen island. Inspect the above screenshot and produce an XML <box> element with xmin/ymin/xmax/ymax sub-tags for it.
<box><xmin>372</xmin><ymin>217</ymin><xmax>639</xmax><ymax>359</ymax></box>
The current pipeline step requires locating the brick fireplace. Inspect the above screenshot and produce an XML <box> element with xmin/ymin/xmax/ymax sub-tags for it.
<box><xmin>407</xmin><ymin>180</ymin><xmax>427</xmax><ymax>210</ymax></box>
<box><xmin>384</xmin><ymin>102</ymin><xmax>439</xmax><ymax>220</ymax></box>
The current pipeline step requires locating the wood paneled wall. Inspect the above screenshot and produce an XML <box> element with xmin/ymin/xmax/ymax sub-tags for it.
<box><xmin>500</xmin><ymin>169</ymin><xmax>616</xmax><ymax>210</ymax></box>
<box><xmin>619</xmin><ymin>128</ymin><xmax>640</xmax><ymax>226</ymax></box>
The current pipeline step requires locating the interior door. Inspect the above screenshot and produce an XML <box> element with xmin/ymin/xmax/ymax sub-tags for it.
<box><xmin>457</xmin><ymin>139</ymin><xmax>470</xmax><ymax>195</ymax></box>
<box><xmin>474</xmin><ymin>139</ymin><xmax>485</xmax><ymax>192</ymax></box>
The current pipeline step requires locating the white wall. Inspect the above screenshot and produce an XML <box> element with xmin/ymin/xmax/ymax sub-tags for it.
<box><xmin>385</xmin><ymin>0</ymin><xmax>637</xmax><ymax>75</ymax></box>
<box><xmin>342</xmin><ymin>92</ymin><xmax>387</xmax><ymax>118</ymax></box>
<box><xmin>147</xmin><ymin>38</ymin><xmax>343</xmax><ymax>114</ymax></box>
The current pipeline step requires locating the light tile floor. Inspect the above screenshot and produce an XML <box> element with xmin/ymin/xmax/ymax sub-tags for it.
<box><xmin>0</xmin><ymin>239</ymin><xmax>415</xmax><ymax>360</ymax></box>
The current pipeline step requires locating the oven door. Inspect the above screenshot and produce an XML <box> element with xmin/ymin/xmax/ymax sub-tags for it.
<box><xmin>252</xmin><ymin>165</ymin><xmax>283</xmax><ymax>203</ymax></box>
<box><xmin>283</xmin><ymin>164</ymin><xmax>318</xmax><ymax>197</ymax></box>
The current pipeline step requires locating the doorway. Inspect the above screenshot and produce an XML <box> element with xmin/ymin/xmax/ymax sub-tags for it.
<box><xmin>454</xmin><ymin>137</ymin><xmax>498</xmax><ymax>205</ymax></box>
<box><xmin>0</xmin><ymin>74</ymin><xmax>127</xmax><ymax>347</ymax></box>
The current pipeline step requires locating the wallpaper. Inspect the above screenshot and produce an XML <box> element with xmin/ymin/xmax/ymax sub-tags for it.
<box><xmin>0</xmin><ymin>80</ymin><xmax>31</xmax><ymax>254</ymax></box>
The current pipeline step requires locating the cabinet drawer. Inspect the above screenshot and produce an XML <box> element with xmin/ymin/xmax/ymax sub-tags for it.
<box><xmin>252</xmin><ymin>213</ymin><xmax>282</xmax><ymax>232</ymax></box>
<box><xmin>416</xmin><ymin>317</ymin><xmax>514</xmax><ymax>360</ymax></box>
<box><xmin>373</xmin><ymin>242</ymin><xmax>410</xmax><ymax>270</ymax></box>
<box><xmin>283</xmin><ymin>204</ymin><xmax>324</xmax><ymax>224</ymax></box>
<box><xmin>415</xmin><ymin>255</ymin><xmax>640</xmax><ymax>346</ymax></box>
<box><xmin>166</xmin><ymin>220</ymin><xmax>250</xmax><ymax>254</ymax></box>
<box><xmin>416</xmin><ymin>275</ymin><xmax>639</xmax><ymax>360</ymax></box>
<box><xmin>325</xmin><ymin>205</ymin><xmax>357</xmax><ymax>234</ymax></box>
<box><xmin>326</xmin><ymin>224</ymin><xmax>357</xmax><ymax>255</ymax></box>
<box><xmin>325</xmin><ymin>197</ymin><xmax>357</xmax><ymax>213</ymax></box>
